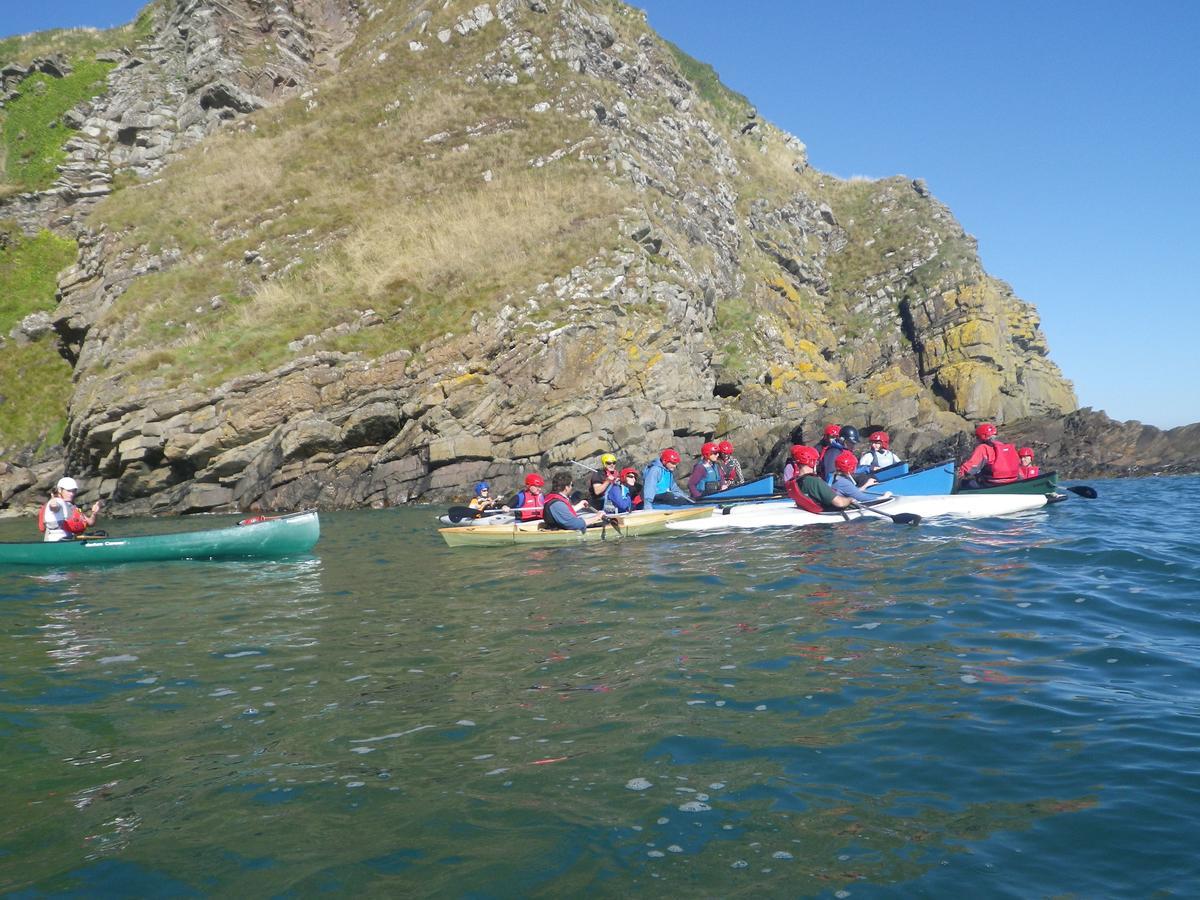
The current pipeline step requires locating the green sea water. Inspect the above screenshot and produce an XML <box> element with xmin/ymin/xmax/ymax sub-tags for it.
<box><xmin>2</xmin><ymin>477</ymin><xmax>1198</xmax><ymax>897</ymax></box>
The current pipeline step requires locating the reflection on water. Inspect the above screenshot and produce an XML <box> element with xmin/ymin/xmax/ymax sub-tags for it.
<box><xmin>2</xmin><ymin>484</ymin><xmax>1199</xmax><ymax>896</ymax></box>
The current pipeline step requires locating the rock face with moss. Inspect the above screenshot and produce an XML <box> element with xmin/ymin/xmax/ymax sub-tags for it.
<box><xmin>1</xmin><ymin>0</ymin><xmax>1086</xmax><ymax>515</ymax></box>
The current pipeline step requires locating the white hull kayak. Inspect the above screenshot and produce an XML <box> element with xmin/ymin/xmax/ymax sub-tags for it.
<box><xmin>665</xmin><ymin>493</ymin><xmax>1053</xmax><ymax>532</ymax></box>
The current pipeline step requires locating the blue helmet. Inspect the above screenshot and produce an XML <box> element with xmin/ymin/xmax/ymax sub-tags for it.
<box><xmin>474</xmin><ymin>481</ymin><xmax>489</xmax><ymax>496</ymax></box>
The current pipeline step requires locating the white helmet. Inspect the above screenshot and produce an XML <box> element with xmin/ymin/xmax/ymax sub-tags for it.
<box><xmin>56</xmin><ymin>477</ymin><xmax>79</xmax><ymax>492</ymax></box>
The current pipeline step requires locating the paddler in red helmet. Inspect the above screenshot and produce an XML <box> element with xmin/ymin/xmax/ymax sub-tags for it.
<box><xmin>641</xmin><ymin>448</ymin><xmax>691</xmax><ymax>511</ymax></box>
<box><xmin>784</xmin><ymin>445</ymin><xmax>852</xmax><ymax>513</ymax></box>
<box><xmin>958</xmin><ymin>423</ymin><xmax>1020</xmax><ymax>489</ymax></box>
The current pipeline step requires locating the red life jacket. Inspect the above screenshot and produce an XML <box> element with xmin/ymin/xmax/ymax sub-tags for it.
<box><xmin>986</xmin><ymin>441</ymin><xmax>1020</xmax><ymax>484</ymax></box>
<box><xmin>515</xmin><ymin>489</ymin><xmax>545</xmax><ymax>521</ymax></box>
<box><xmin>541</xmin><ymin>492</ymin><xmax>575</xmax><ymax>521</ymax></box>
<box><xmin>785</xmin><ymin>476</ymin><xmax>825</xmax><ymax>514</ymax></box>
<box><xmin>40</xmin><ymin>500</ymin><xmax>88</xmax><ymax>535</ymax></box>
<box><xmin>1018</xmin><ymin>464</ymin><xmax>1040</xmax><ymax>479</ymax></box>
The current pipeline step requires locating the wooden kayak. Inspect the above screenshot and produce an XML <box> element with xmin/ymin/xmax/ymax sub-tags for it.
<box><xmin>0</xmin><ymin>511</ymin><xmax>320</xmax><ymax>566</ymax></box>
<box><xmin>439</xmin><ymin>507</ymin><xmax>713</xmax><ymax>547</ymax></box>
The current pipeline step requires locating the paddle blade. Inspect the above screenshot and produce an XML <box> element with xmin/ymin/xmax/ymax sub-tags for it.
<box><xmin>445</xmin><ymin>505</ymin><xmax>480</xmax><ymax>523</ymax></box>
<box><xmin>893</xmin><ymin>513</ymin><xmax>921</xmax><ymax>526</ymax></box>
<box><xmin>1066</xmin><ymin>485</ymin><xmax>1098</xmax><ymax>499</ymax></box>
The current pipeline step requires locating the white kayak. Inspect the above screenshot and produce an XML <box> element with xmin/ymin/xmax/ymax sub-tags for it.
<box><xmin>664</xmin><ymin>493</ymin><xmax>1057</xmax><ymax>532</ymax></box>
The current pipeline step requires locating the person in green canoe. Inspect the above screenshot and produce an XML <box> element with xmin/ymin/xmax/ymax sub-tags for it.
<box><xmin>39</xmin><ymin>477</ymin><xmax>101</xmax><ymax>542</ymax></box>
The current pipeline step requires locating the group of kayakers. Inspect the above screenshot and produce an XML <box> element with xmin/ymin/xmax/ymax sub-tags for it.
<box><xmin>40</xmin><ymin>421</ymin><xmax>1041</xmax><ymax>542</ymax></box>
<box><xmin>467</xmin><ymin>420</ymin><xmax>1041</xmax><ymax>529</ymax></box>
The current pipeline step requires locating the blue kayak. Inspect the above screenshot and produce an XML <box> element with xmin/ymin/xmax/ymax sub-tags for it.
<box><xmin>866</xmin><ymin>461</ymin><xmax>955</xmax><ymax>496</ymax></box>
<box><xmin>869</xmin><ymin>461</ymin><xmax>910</xmax><ymax>482</ymax></box>
<box><xmin>693</xmin><ymin>474</ymin><xmax>778</xmax><ymax>504</ymax></box>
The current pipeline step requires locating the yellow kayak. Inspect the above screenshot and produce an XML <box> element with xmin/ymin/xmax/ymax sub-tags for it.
<box><xmin>439</xmin><ymin>507</ymin><xmax>713</xmax><ymax>547</ymax></box>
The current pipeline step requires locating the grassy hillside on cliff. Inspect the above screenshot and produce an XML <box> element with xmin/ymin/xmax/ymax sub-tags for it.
<box><xmin>90</xmin><ymin>0</ymin><xmax>644</xmax><ymax>389</ymax></box>
<box><xmin>76</xmin><ymin>0</ymin><xmax>933</xmax><ymax>398</ymax></box>
<box><xmin>0</xmin><ymin>226</ymin><xmax>76</xmax><ymax>454</ymax></box>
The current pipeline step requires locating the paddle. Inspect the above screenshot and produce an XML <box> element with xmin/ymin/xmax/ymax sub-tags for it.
<box><xmin>851</xmin><ymin>501</ymin><xmax>921</xmax><ymax>526</ymax></box>
<box><xmin>444</xmin><ymin>505</ymin><xmax>509</xmax><ymax>524</ymax></box>
<box><xmin>1065</xmin><ymin>485</ymin><xmax>1098</xmax><ymax>499</ymax></box>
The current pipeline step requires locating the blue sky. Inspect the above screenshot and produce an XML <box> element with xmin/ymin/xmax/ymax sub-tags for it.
<box><xmin>3</xmin><ymin>1</ymin><xmax>1197</xmax><ymax>427</ymax></box>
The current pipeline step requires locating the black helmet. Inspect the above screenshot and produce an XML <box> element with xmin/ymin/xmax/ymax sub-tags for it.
<box><xmin>839</xmin><ymin>425</ymin><xmax>860</xmax><ymax>444</ymax></box>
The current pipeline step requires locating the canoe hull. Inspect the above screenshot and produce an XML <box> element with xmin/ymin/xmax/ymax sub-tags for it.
<box><xmin>666</xmin><ymin>494</ymin><xmax>1050</xmax><ymax>532</ymax></box>
<box><xmin>870</xmin><ymin>461</ymin><xmax>910</xmax><ymax>482</ymax></box>
<box><xmin>954</xmin><ymin>472</ymin><xmax>1059</xmax><ymax>495</ymax></box>
<box><xmin>440</xmin><ymin>507</ymin><xmax>713</xmax><ymax>547</ymax></box>
<box><xmin>694</xmin><ymin>474</ymin><xmax>777</xmax><ymax>503</ymax></box>
<box><xmin>0</xmin><ymin>511</ymin><xmax>320</xmax><ymax>566</ymax></box>
<box><xmin>866</xmin><ymin>461</ymin><xmax>956</xmax><ymax>497</ymax></box>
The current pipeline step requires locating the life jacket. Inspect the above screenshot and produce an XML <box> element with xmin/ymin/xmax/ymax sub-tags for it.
<box><xmin>819</xmin><ymin>441</ymin><xmax>844</xmax><ymax>483</ymax></box>
<box><xmin>41</xmin><ymin>499</ymin><xmax>87</xmax><ymax>540</ymax></box>
<box><xmin>785</xmin><ymin>475</ymin><xmax>825</xmax><ymax>514</ymax></box>
<box><xmin>1018</xmin><ymin>464</ymin><xmax>1040</xmax><ymax>479</ymax></box>
<box><xmin>692</xmin><ymin>460</ymin><xmax>722</xmax><ymax>495</ymax></box>
<box><xmin>984</xmin><ymin>440</ymin><xmax>1020</xmax><ymax>484</ymax></box>
<box><xmin>540</xmin><ymin>492</ymin><xmax>577</xmax><ymax>528</ymax></box>
<box><xmin>515</xmin><ymin>490</ymin><xmax>545</xmax><ymax>521</ymax></box>
<box><xmin>719</xmin><ymin>457</ymin><xmax>743</xmax><ymax>485</ymax></box>
<box><xmin>644</xmin><ymin>461</ymin><xmax>675</xmax><ymax>498</ymax></box>
<box><xmin>861</xmin><ymin>448</ymin><xmax>897</xmax><ymax>469</ymax></box>
<box><xmin>605</xmin><ymin>483</ymin><xmax>633</xmax><ymax>513</ymax></box>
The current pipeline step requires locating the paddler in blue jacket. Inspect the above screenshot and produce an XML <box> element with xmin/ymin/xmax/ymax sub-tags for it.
<box><xmin>820</xmin><ymin>426</ymin><xmax>862</xmax><ymax>483</ymax></box>
<box><xmin>604</xmin><ymin>467</ymin><xmax>639</xmax><ymax>513</ymax></box>
<box><xmin>831</xmin><ymin>451</ymin><xmax>886</xmax><ymax>502</ymax></box>
<box><xmin>641</xmin><ymin>448</ymin><xmax>691</xmax><ymax>511</ymax></box>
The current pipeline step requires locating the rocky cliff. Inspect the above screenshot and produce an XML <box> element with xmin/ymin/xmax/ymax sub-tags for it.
<box><xmin>1</xmin><ymin>0</ymin><xmax>1089</xmax><ymax>515</ymax></box>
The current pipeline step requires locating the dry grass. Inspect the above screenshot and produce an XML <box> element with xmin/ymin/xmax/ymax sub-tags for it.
<box><xmin>89</xmin><ymin>0</ymin><xmax>645</xmax><ymax>387</ymax></box>
<box><xmin>346</xmin><ymin>172</ymin><xmax>623</xmax><ymax>300</ymax></box>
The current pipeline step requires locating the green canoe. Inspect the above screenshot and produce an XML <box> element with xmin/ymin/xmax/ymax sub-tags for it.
<box><xmin>954</xmin><ymin>471</ymin><xmax>1059</xmax><ymax>495</ymax></box>
<box><xmin>0</xmin><ymin>510</ymin><xmax>320</xmax><ymax>566</ymax></box>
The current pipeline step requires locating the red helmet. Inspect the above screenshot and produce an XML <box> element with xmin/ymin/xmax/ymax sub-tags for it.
<box><xmin>660</xmin><ymin>448</ymin><xmax>681</xmax><ymax>465</ymax></box>
<box><xmin>619</xmin><ymin>467</ymin><xmax>638</xmax><ymax>480</ymax></box>
<box><xmin>717</xmin><ymin>440</ymin><xmax>734</xmax><ymax>455</ymax></box>
<box><xmin>790</xmin><ymin>444</ymin><xmax>820</xmax><ymax>466</ymax></box>
<box><xmin>868</xmin><ymin>430</ymin><xmax>889</xmax><ymax>448</ymax></box>
<box><xmin>1018</xmin><ymin>447</ymin><xmax>1034</xmax><ymax>459</ymax></box>
<box><xmin>834</xmin><ymin>450</ymin><xmax>858</xmax><ymax>474</ymax></box>
<box><xmin>701</xmin><ymin>441</ymin><xmax>720</xmax><ymax>457</ymax></box>
<box><xmin>823</xmin><ymin>424</ymin><xmax>842</xmax><ymax>439</ymax></box>
<box><xmin>975</xmin><ymin>422</ymin><xmax>997</xmax><ymax>440</ymax></box>
<box><xmin>524</xmin><ymin>473</ymin><xmax>544</xmax><ymax>487</ymax></box>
